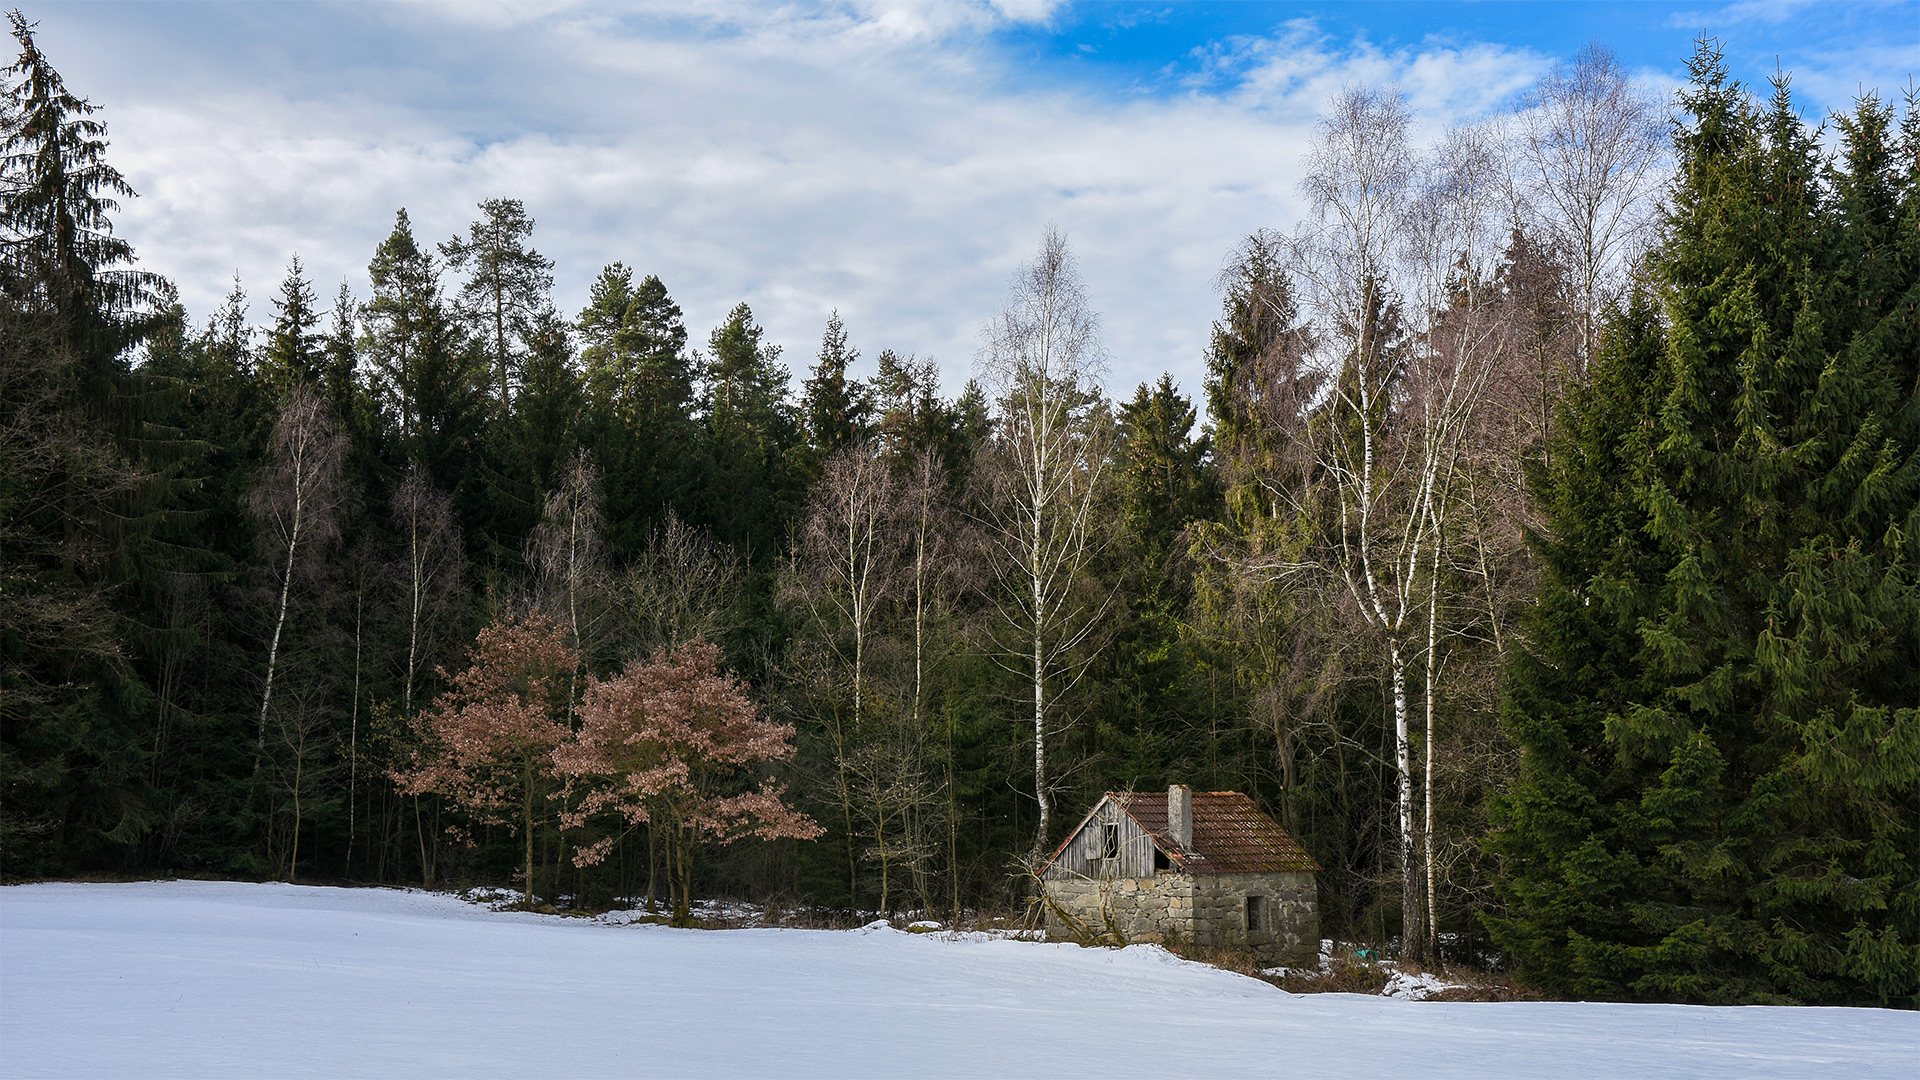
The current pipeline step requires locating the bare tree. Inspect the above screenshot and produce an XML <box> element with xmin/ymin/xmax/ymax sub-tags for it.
<box><xmin>625</xmin><ymin>512</ymin><xmax>741</xmax><ymax>654</ymax></box>
<box><xmin>527</xmin><ymin>448</ymin><xmax>609</xmax><ymax>670</ymax></box>
<box><xmin>390</xmin><ymin>465</ymin><xmax>463</xmax><ymax>717</ymax></box>
<box><xmin>793</xmin><ymin>442</ymin><xmax>900</xmax><ymax>902</ymax></box>
<box><xmin>977</xmin><ymin>225</ymin><xmax>1114</xmax><ymax>866</ymax></box>
<box><xmin>800</xmin><ymin>443</ymin><xmax>897</xmax><ymax>740</ymax></box>
<box><xmin>1404</xmin><ymin>122</ymin><xmax>1508</xmax><ymax>956</ymax></box>
<box><xmin>1289</xmin><ymin>87</ymin><xmax>1508</xmax><ymax>960</ymax></box>
<box><xmin>1511</xmin><ymin>43</ymin><xmax>1665</xmax><ymax>367</ymax></box>
<box><xmin>1289</xmin><ymin>86</ymin><xmax>1422</xmax><ymax>952</ymax></box>
<box><xmin>900</xmin><ymin>447</ymin><xmax>971</xmax><ymax>920</ymax></box>
<box><xmin>267</xmin><ymin>684</ymin><xmax>336</xmax><ymax>882</ymax></box>
<box><xmin>341</xmin><ymin>537</ymin><xmax>382</xmax><ymax>876</ymax></box>
<box><xmin>248</xmin><ymin>385</ymin><xmax>346</xmax><ymax>753</ymax></box>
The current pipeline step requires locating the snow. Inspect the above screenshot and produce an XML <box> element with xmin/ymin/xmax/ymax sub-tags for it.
<box><xmin>1380</xmin><ymin>966</ymin><xmax>1466</xmax><ymax>1000</ymax></box>
<box><xmin>1266</xmin><ymin>941</ymin><xmax>1472</xmax><ymax>1000</ymax></box>
<box><xmin>2</xmin><ymin>882</ymin><xmax>1914</xmax><ymax>1079</ymax></box>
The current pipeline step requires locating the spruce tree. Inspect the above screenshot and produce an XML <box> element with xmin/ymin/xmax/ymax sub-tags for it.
<box><xmin>362</xmin><ymin>210</ymin><xmax>487</xmax><ymax>500</ymax></box>
<box><xmin>700</xmin><ymin>302</ymin><xmax>800</xmax><ymax>555</ymax></box>
<box><xmin>577</xmin><ymin>265</ymin><xmax>700</xmax><ymax>555</ymax></box>
<box><xmin>0</xmin><ymin>12</ymin><xmax>187</xmax><ymax>869</ymax></box>
<box><xmin>799</xmin><ymin>310</ymin><xmax>872</xmax><ymax>477</ymax></box>
<box><xmin>260</xmin><ymin>255</ymin><xmax>322</xmax><ymax>395</ymax></box>
<box><xmin>1488</xmin><ymin>45</ymin><xmax>1919</xmax><ymax>1005</ymax></box>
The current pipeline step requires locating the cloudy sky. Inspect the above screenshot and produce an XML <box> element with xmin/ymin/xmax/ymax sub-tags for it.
<box><xmin>31</xmin><ymin>0</ymin><xmax>1920</xmax><ymax>397</ymax></box>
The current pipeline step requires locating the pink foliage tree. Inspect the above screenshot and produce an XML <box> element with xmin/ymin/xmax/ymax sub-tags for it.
<box><xmin>392</xmin><ymin>610</ymin><xmax>577</xmax><ymax>907</ymax></box>
<box><xmin>558</xmin><ymin>638</ymin><xmax>820</xmax><ymax>923</ymax></box>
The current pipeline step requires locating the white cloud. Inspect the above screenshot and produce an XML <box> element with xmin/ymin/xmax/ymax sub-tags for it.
<box><xmin>47</xmin><ymin>3</ymin><xmax>1546</xmax><ymax>399</ymax></box>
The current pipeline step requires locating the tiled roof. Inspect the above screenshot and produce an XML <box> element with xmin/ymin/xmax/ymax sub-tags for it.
<box><xmin>1111</xmin><ymin>791</ymin><xmax>1320</xmax><ymax>874</ymax></box>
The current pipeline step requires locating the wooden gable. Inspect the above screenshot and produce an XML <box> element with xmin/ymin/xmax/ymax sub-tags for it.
<box><xmin>1041</xmin><ymin>795</ymin><xmax>1165</xmax><ymax>880</ymax></box>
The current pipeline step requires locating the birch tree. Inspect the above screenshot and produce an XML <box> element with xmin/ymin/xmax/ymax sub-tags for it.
<box><xmin>1512</xmin><ymin>43</ymin><xmax>1665</xmax><ymax>367</ymax></box>
<box><xmin>1402</xmin><ymin>122</ymin><xmax>1507</xmax><ymax>955</ymax></box>
<box><xmin>390</xmin><ymin>464</ymin><xmax>464</xmax><ymax>717</ymax></box>
<box><xmin>794</xmin><ymin>442</ymin><xmax>899</xmax><ymax>901</ymax></box>
<box><xmin>247</xmin><ymin>385</ymin><xmax>345</xmax><ymax>754</ymax></box>
<box><xmin>1288</xmin><ymin>86</ymin><xmax>1431</xmax><ymax>957</ymax></box>
<box><xmin>977</xmin><ymin>226</ymin><xmax>1112</xmax><ymax>866</ymax></box>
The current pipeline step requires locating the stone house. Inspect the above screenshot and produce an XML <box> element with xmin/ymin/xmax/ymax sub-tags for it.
<box><xmin>1040</xmin><ymin>785</ymin><xmax>1319</xmax><ymax>963</ymax></box>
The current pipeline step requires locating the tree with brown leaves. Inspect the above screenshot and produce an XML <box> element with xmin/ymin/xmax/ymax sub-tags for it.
<box><xmin>392</xmin><ymin>610</ymin><xmax>577</xmax><ymax>908</ymax></box>
<box><xmin>558</xmin><ymin>639</ymin><xmax>819</xmax><ymax>925</ymax></box>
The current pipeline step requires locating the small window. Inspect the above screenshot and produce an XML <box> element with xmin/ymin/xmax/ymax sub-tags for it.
<box><xmin>1153</xmin><ymin>846</ymin><xmax>1170</xmax><ymax>871</ymax></box>
<box><xmin>1101</xmin><ymin>821</ymin><xmax>1120</xmax><ymax>860</ymax></box>
<box><xmin>1246</xmin><ymin>895</ymin><xmax>1265</xmax><ymax>933</ymax></box>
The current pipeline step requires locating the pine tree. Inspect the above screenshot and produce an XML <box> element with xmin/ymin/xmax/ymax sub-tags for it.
<box><xmin>1488</xmin><ymin>45</ymin><xmax>1920</xmax><ymax>1005</ymax></box>
<box><xmin>440</xmin><ymin>198</ymin><xmax>554</xmax><ymax>413</ymax></box>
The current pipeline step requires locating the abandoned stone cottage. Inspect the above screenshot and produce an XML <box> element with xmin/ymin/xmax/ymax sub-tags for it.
<box><xmin>1040</xmin><ymin>785</ymin><xmax>1319</xmax><ymax>963</ymax></box>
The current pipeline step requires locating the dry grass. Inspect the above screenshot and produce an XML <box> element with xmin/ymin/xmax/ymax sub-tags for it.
<box><xmin>1161</xmin><ymin>939</ymin><xmax>1541</xmax><ymax>1001</ymax></box>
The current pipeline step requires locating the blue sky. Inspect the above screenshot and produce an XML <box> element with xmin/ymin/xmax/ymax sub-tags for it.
<box><xmin>30</xmin><ymin>1</ymin><xmax>1920</xmax><ymax>398</ymax></box>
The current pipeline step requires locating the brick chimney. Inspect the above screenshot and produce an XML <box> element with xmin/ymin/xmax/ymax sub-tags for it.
<box><xmin>1167</xmin><ymin>784</ymin><xmax>1192</xmax><ymax>850</ymax></box>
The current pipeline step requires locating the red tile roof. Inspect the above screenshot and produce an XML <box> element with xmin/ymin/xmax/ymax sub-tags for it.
<box><xmin>1109</xmin><ymin>791</ymin><xmax>1320</xmax><ymax>874</ymax></box>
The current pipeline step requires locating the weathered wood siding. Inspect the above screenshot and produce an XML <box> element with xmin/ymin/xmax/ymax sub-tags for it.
<box><xmin>1042</xmin><ymin>797</ymin><xmax>1158</xmax><ymax>880</ymax></box>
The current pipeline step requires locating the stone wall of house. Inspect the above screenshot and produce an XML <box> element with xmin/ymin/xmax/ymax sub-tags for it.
<box><xmin>1043</xmin><ymin>870</ymin><xmax>1317</xmax><ymax>964</ymax></box>
<box><xmin>1043</xmin><ymin>872</ymin><xmax>1193</xmax><ymax>946</ymax></box>
<box><xmin>1186</xmin><ymin>871</ymin><xmax>1318</xmax><ymax>963</ymax></box>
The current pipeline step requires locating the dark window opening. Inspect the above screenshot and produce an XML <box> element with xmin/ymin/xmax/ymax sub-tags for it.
<box><xmin>1246</xmin><ymin>895</ymin><xmax>1265</xmax><ymax>933</ymax></box>
<box><xmin>1153</xmin><ymin>847</ymin><xmax>1170</xmax><ymax>871</ymax></box>
<box><xmin>1100</xmin><ymin>821</ymin><xmax>1120</xmax><ymax>860</ymax></box>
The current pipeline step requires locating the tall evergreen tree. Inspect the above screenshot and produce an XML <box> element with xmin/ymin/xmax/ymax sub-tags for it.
<box><xmin>260</xmin><ymin>255</ymin><xmax>322</xmax><ymax>396</ymax></box>
<box><xmin>440</xmin><ymin>198</ymin><xmax>554</xmax><ymax>413</ymax></box>
<box><xmin>700</xmin><ymin>301</ymin><xmax>800</xmax><ymax>556</ymax></box>
<box><xmin>0</xmin><ymin>12</ymin><xmax>186</xmax><ymax>870</ymax></box>
<box><xmin>362</xmin><ymin>210</ymin><xmax>487</xmax><ymax>501</ymax></box>
<box><xmin>799</xmin><ymin>310</ymin><xmax>871</xmax><ymax>476</ymax></box>
<box><xmin>577</xmin><ymin>265</ymin><xmax>700</xmax><ymax>555</ymax></box>
<box><xmin>0</xmin><ymin>10</ymin><xmax>161</xmax><ymax>374</ymax></box>
<box><xmin>1488</xmin><ymin>46</ymin><xmax>1920</xmax><ymax>1005</ymax></box>
<box><xmin>1119</xmin><ymin>375</ymin><xmax>1218</xmax><ymax>559</ymax></box>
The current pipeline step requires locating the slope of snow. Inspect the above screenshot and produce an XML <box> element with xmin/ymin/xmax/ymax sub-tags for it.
<box><xmin>2</xmin><ymin>881</ymin><xmax>1913</xmax><ymax>1079</ymax></box>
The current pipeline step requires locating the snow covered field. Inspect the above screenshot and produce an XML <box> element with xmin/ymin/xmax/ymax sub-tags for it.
<box><xmin>2</xmin><ymin>882</ymin><xmax>1913</xmax><ymax>1079</ymax></box>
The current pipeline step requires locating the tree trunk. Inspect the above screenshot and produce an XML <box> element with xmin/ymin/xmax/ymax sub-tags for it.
<box><xmin>405</xmin><ymin>513</ymin><xmax>421</xmax><ymax>716</ymax></box>
<box><xmin>346</xmin><ymin>592</ymin><xmax>362</xmax><ymax>877</ymax></box>
<box><xmin>257</xmin><ymin>513</ymin><xmax>301</xmax><ymax>752</ymax></box>
<box><xmin>287</xmin><ymin>737</ymin><xmax>304</xmax><ymax>882</ymax></box>
<box><xmin>523</xmin><ymin>760</ymin><xmax>536</xmax><ymax>908</ymax></box>
<box><xmin>413</xmin><ymin>795</ymin><xmax>434</xmax><ymax>889</ymax></box>
<box><xmin>1389</xmin><ymin>643</ymin><xmax>1419</xmax><ymax>962</ymax></box>
<box><xmin>1424</xmin><ymin>552</ymin><xmax>1440</xmax><ymax>960</ymax></box>
<box><xmin>1030</xmin><ymin>516</ymin><xmax>1048</xmax><ymax>868</ymax></box>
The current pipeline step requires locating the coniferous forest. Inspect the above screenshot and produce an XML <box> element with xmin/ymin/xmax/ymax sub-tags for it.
<box><xmin>3</xmin><ymin>13</ymin><xmax>1915</xmax><ymax>1006</ymax></box>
